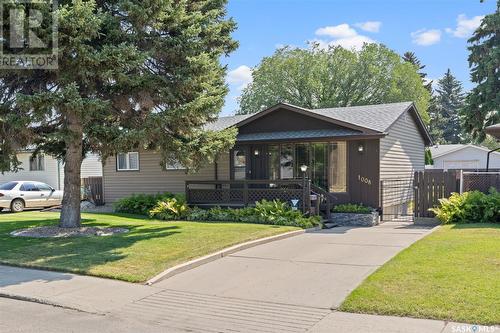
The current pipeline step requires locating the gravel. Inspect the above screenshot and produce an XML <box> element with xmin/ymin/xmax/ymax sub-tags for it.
<box><xmin>10</xmin><ymin>226</ymin><xmax>129</xmax><ymax>238</ymax></box>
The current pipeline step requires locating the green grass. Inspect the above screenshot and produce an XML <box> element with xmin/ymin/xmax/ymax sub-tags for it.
<box><xmin>340</xmin><ymin>224</ymin><xmax>500</xmax><ymax>325</ymax></box>
<box><xmin>0</xmin><ymin>211</ymin><xmax>299</xmax><ymax>283</ymax></box>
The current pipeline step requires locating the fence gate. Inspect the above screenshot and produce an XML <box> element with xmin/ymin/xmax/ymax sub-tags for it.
<box><xmin>413</xmin><ymin>171</ymin><xmax>459</xmax><ymax>219</ymax></box>
<box><xmin>380</xmin><ymin>178</ymin><xmax>414</xmax><ymax>221</ymax></box>
<box><xmin>83</xmin><ymin>176</ymin><xmax>104</xmax><ymax>206</ymax></box>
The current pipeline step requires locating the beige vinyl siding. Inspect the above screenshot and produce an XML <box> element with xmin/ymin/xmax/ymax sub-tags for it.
<box><xmin>80</xmin><ymin>153</ymin><xmax>103</xmax><ymax>178</ymax></box>
<box><xmin>380</xmin><ymin>111</ymin><xmax>425</xmax><ymax>180</ymax></box>
<box><xmin>103</xmin><ymin>150</ymin><xmax>230</xmax><ymax>203</ymax></box>
<box><xmin>0</xmin><ymin>153</ymin><xmax>62</xmax><ymax>189</ymax></box>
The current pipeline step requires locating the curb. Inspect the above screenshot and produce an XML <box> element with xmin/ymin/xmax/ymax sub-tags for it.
<box><xmin>0</xmin><ymin>291</ymin><xmax>103</xmax><ymax>315</ymax></box>
<box><xmin>146</xmin><ymin>227</ymin><xmax>317</xmax><ymax>285</ymax></box>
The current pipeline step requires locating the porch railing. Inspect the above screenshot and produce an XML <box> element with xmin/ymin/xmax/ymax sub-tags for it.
<box><xmin>185</xmin><ymin>179</ymin><xmax>311</xmax><ymax>213</ymax></box>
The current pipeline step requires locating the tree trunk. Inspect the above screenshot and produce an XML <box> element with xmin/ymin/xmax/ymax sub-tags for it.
<box><xmin>59</xmin><ymin>112</ymin><xmax>83</xmax><ymax>228</ymax></box>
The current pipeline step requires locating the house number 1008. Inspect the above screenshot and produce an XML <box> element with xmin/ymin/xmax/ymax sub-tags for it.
<box><xmin>358</xmin><ymin>175</ymin><xmax>372</xmax><ymax>185</ymax></box>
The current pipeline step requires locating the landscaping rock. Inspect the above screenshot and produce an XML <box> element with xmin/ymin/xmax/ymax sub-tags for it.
<box><xmin>331</xmin><ymin>212</ymin><xmax>379</xmax><ymax>227</ymax></box>
<box><xmin>10</xmin><ymin>226</ymin><xmax>129</xmax><ymax>238</ymax></box>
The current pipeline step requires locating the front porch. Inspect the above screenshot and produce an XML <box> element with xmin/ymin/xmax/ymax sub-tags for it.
<box><xmin>185</xmin><ymin>179</ymin><xmax>332</xmax><ymax>218</ymax></box>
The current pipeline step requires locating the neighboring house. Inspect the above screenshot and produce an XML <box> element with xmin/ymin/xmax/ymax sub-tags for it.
<box><xmin>427</xmin><ymin>144</ymin><xmax>500</xmax><ymax>170</ymax></box>
<box><xmin>0</xmin><ymin>150</ymin><xmax>103</xmax><ymax>190</ymax></box>
<box><xmin>102</xmin><ymin>101</ymin><xmax>432</xmax><ymax>214</ymax></box>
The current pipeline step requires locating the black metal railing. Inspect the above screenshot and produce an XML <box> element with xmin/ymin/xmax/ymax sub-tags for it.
<box><xmin>185</xmin><ymin>179</ymin><xmax>311</xmax><ymax>213</ymax></box>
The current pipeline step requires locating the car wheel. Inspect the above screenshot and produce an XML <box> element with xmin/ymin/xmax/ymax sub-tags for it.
<box><xmin>10</xmin><ymin>199</ymin><xmax>25</xmax><ymax>213</ymax></box>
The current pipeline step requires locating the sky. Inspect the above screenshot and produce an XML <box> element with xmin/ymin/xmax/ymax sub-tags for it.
<box><xmin>221</xmin><ymin>0</ymin><xmax>496</xmax><ymax>116</ymax></box>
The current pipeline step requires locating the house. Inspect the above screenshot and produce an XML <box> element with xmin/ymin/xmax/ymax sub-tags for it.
<box><xmin>0</xmin><ymin>150</ymin><xmax>103</xmax><ymax>190</ymax></box>
<box><xmin>102</xmin><ymin>101</ymin><xmax>432</xmax><ymax>216</ymax></box>
<box><xmin>427</xmin><ymin>144</ymin><xmax>500</xmax><ymax>170</ymax></box>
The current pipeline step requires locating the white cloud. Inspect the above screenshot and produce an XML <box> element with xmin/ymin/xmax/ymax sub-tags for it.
<box><xmin>315</xmin><ymin>24</ymin><xmax>357</xmax><ymax>38</ymax></box>
<box><xmin>355</xmin><ymin>21</ymin><xmax>382</xmax><ymax>33</ymax></box>
<box><xmin>313</xmin><ymin>23</ymin><xmax>376</xmax><ymax>51</ymax></box>
<box><xmin>226</xmin><ymin>65</ymin><xmax>252</xmax><ymax>90</ymax></box>
<box><xmin>411</xmin><ymin>29</ymin><xmax>441</xmax><ymax>46</ymax></box>
<box><xmin>445</xmin><ymin>14</ymin><xmax>484</xmax><ymax>38</ymax></box>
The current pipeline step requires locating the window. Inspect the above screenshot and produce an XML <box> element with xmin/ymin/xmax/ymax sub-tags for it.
<box><xmin>165</xmin><ymin>161</ymin><xmax>185</xmax><ymax>170</ymax></box>
<box><xmin>311</xmin><ymin>143</ymin><xmax>328</xmax><ymax>189</ymax></box>
<box><xmin>329</xmin><ymin>142</ymin><xmax>347</xmax><ymax>192</ymax></box>
<box><xmin>29</xmin><ymin>154</ymin><xmax>44</xmax><ymax>171</ymax></box>
<box><xmin>294</xmin><ymin>144</ymin><xmax>309</xmax><ymax>179</ymax></box>
<box><xmin>117</xmin><ymin>152</ymin><xmax>139</xmax><ymax>171</ymax></box>
<box><xmin>20</xmin><ymin>182</ymin><xmax>39</xmax><ymax>191</ymax></box>
<box><xmin>280</xmin><ymin>144</ymin><xmax>294</xmax><ymax>179</ymax></box>
<box><xmin>268</xmin><ymin>145</ymin><xmax>280</xmax><ymax>180</ymax></box>
<box><xmin>233</xmin><ymin>149</ymin><xmax>246</xmax><ymax>180</ymax></box>
<box><xmin>36</xmin><ymin>183</ymin><xmax>53</xmax><ymax>191</ymax></box>
<box><xmin>0</xmin><ymin>181</ymin><xmax>18</xmax><ymax>190</ymax></box>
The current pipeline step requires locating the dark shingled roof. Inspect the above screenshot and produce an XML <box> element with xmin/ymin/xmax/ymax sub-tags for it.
<box><xmin>236</xmin><ymin>129</ymin><xmax>362</xmax><ymax>142</ymax></box>
<box><xmin>207</xmin><ymin>101</ymin><xmax>413</xmax><ymax>133</ymax></box>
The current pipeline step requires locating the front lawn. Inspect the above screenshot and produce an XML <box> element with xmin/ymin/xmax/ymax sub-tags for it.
<box><xmin>0</xmin><ymin>212</ymin><xmax>299</xmax><ymax>282</ymax></box>
<box><xmin>340</xmin><ymin>224</ymin><xmax>500</xmax><ymax>325</ymax></box>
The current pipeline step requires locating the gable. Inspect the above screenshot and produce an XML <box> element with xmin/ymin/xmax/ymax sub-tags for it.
<box><xmin>237</xmin><ymin>107</ymin><xmax>360</xmax><ymax>135</ymax></box>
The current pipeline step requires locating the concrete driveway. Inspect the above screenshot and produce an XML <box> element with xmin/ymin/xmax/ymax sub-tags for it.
<box><xmin>155</xmin><ymin>222</ymin><xmax>436</xmax><ymax>309</ymax></box>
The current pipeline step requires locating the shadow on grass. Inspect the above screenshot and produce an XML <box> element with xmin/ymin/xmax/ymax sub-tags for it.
<box><xmin>450</xmin><ymin>223</ymin><xmax>499</xmax><ymax>230</ymax></box>
<box><xmin>0</xmin><ymin>216</ymin><xmax>181</xmax><ymax>285</ymax></box>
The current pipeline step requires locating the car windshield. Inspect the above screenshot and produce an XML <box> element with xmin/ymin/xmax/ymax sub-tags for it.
<box><xmin>0</xmin><ymin>181</ymin><xmax>18</xmax><ymax>190</ymax></box>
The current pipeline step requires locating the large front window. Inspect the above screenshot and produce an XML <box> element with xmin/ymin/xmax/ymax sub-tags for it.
<box><xmin>266</xmin><ymin>142</ymin><xmax>347</xmax><ymax>192</ymax></box>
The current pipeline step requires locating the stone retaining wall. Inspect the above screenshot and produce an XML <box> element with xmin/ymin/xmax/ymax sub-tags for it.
<box><xmin>331</xmin><ymin>212</ymin><xmax>379</xmax><ymax>226</ymax></box>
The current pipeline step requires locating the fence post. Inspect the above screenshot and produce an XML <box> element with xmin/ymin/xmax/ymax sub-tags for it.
<box><xmin>185</xmin><ymin>182</ymin><xmax>190</xmax><ymax>204</ymax></box>
<box><xmin>459</xmin><ymin>170</ymin><xmax>464</xmax><ymax>194</ymax></box>
<box><xmin>243</xmin><ymin>181</ymin><xmax>248</xmax><ymax>206</ymax></box>
<box><xmin>379</xmin><ymin>180</ymin><xmax>384</xmax><ymax>221</ymax></box>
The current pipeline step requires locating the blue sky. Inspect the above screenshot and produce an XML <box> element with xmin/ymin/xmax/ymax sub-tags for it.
<box><xmin>221</xmin><ymin>0</ymin><xmax>496</xmax><ymax>116</ymax></box>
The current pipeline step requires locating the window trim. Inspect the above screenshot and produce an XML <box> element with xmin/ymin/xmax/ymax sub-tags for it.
<box><xmin>116</xmin><ymin>152</ymin><xmax>140</xmax><ymax>171</ymax></box>
<box><xmin>29</xmin><ymin>154</ymin><xmax>45</xmax><ymax>172</ymax></box>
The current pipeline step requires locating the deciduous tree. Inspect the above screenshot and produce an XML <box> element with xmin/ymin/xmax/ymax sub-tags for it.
<box><xmin>237</xmin><ymin>44</ymin><xmax>430</xmax><ymax>122</ymax></box>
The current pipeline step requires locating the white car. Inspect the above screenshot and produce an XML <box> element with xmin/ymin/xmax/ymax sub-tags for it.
<box><xmin>0</xmin><ymin>181</ymin><xmax>63</xmax><ymax>212</ymax></box>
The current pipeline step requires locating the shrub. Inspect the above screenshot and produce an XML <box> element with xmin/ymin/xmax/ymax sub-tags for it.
<box><xmin>429</xmin><ymin>189</ymin><xmax>500</xmax><ymax>224</ymax></box>
<box><xmin>114</xmin><ymin>192</ymin><xmax>181</xmax><ymax>215</ymax></box>
<box><xmin>183</xmin><ymin>199</ymin><xmax>322</xmax><ymax>229</ymax></box>
<box><xmin>332</xmin><ymin>203</ymin><xmax>373</xmax><ymax>214</ymax></box>
<box><xmin>149</xmin><ymin>197</ymin><xmax>189</xmax><ymax>220</ymax></box>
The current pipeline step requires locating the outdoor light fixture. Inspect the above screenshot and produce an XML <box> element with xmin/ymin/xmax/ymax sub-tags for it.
<box><xmin>358</xmin><ymin>144</ymin><xmax>364</xmax><ymax>153</ymax></box>
<box><xmin>254</xmin><ymin>149</ymin><xmax>260</xmax><ymax>156</ymax></box>
<box><xmin>300</xmin><ymin>165</ymin><xmax>308</xmax><ymax>172</ymax></box>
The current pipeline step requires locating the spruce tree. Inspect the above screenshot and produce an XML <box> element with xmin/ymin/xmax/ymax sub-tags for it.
<box><xmin>431</xmin><ymin>69</ymin><xmax>465</xmax><ymax>144</ymax></box>
<box><xmin>0</xmin><ymin>0</ymin><xmax>238</xmax><ymax>227</ymax></box>
<box><xmin>461</xmin><ymin>0</ymin><xmax>500</xmax><ymax>142</ymax></box>
<box><xmin>402</xmin><ymin>51</ymin><xmax>432</xmax><ymax>92</ymax></box>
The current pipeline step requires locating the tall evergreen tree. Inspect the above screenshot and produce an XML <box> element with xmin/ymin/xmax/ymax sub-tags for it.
<box><xmin>402</xmin><ymin>51</ymin><xmax>432</xmax><ymax>92</ymax></box>
<box><xmin>461</xmin><ymin>0</ymin><xmax>500</xmax><ymax>142</ymax></box>
<box><xmin>430</xmin><ymin>69</ymin><xmax>465</xmax><ymax>144</ymax></box>
<box><xmin>0</xmin><ymin>0</ymin><xmax>238</xmax><ymax>227</ymax></box>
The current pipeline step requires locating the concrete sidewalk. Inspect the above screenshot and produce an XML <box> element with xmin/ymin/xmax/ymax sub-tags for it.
<box><xmin>1</xmin><ymin>222</ymin><xmax>473</xmax><ymax>333</ymax></box>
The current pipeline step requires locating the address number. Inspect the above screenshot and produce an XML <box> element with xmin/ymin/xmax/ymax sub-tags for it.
<box><xmin>358</xmin><ymin>175</ymin><xmax>372</xmax><ymax>185</ymax></box>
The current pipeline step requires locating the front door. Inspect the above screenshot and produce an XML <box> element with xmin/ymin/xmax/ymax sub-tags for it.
<box><xmin>249</xmin><ymin>145</ymin><xmax>267</xmax><ymax>180</ymax></box>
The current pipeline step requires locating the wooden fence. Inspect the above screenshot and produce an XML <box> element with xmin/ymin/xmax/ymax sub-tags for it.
<box><xmin>82</xmin><ymin>176</ymin><xmax>104</xmax><ymax>206</ymax></box>
<box><xmin>413</xmin><ymin>170</ymin><xmax>459</xmax><ymax>218</ymax></box>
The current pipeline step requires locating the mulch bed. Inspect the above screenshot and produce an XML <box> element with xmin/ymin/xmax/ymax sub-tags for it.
<box><xmin>10</xmin><ymin>226</ymin><xmax>129</xmax><ymax>238</ymax></box>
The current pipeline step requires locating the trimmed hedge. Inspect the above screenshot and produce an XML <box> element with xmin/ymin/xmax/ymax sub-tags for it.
<box><xmin>332</xmin><ymin>203</ymin><xmax>373</xmax><ymax>214</ymax></box>
<box><xmin>430</xmin><ymin>189</ymin><xmax>500</xmax><ymax>224</ymax></box>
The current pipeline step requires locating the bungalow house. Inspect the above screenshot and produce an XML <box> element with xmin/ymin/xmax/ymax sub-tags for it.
<box><xmin>0</xmin><ymin>150</ymin><xmax>103</xmax><ymax>190</ymax></box>
<box><xmin>102</xmin><ymin>101</ymin><xmax>432</xmax><ymax>218</ymax></box>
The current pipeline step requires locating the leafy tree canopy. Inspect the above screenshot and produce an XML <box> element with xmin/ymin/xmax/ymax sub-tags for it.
<box><xmin>237</xmin><ymin>44</ymin><xmax>431</xmax><ymax>123</ymax></box>
<box><xmin>402</xmin><ymin>51</ymin><xmax>432</xmax><ymax>92</ymax></box>
<box><xmin>461</xmin><ymin>0</ymin><xmax>499</xmax><ymax>142</ymax></box>
<box><xmin>0</xmin><ymin>0</ymin><xmax>238</xmax><ymax>227</ymax></box>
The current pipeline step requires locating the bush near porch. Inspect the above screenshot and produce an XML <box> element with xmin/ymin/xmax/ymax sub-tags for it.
<box><xmin>429</xmin><ymin>189</ymin><xmax>500</xmax><ymax>224</ymax></box>
<box><xmin>0</xmin><ymin>212</ymin><xmax>299</xmax><ymax>282</ymax></box>
<box><xmin>340</xmin><ymin>223</ymin><xmax>500</xmax><ymax>325</ymax></box>
<box><xmin>116</xmin><ymin>193</ymin><xmax>321</xmax><ymax>229</ymax></box>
